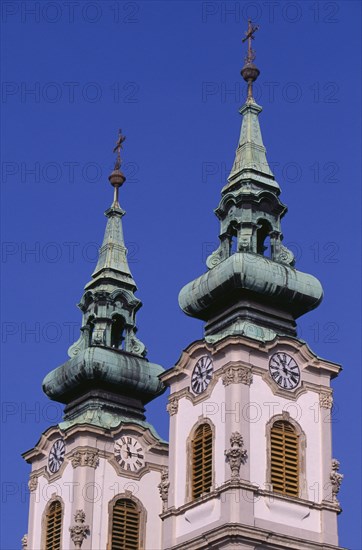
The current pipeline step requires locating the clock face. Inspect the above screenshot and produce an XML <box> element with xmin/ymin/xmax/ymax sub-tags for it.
<box><xmin>269</xmin><ymin>352</ymin><xmax>300</xmax><ymax>390</ymax></box>
<box><xmin>48</xmin><ymin>439</ymin><xmax>65</xmax><ymax>473</ymax></box>
<box><xmin>114</xmin><ymin>436</ymin><xmax>145</xmax><ymax>472</ymax></box>
<box><xmin>191</xmin><ymin>356</ymin><xmax>213</xmax><ymax>394</ymax></box>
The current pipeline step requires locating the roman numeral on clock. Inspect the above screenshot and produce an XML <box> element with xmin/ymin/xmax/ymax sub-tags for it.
<box><xmin>269</xmin><ymin>353</ymin><xmax>300</xmax><ymax>390</ymax></box>
<box><xmin>191</xmin><ymin>356</ymin><xmax>213</xmax><ymax>394</ymax></box>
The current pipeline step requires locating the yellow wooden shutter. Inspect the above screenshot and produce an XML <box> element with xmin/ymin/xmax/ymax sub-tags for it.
<box><xmin>111</xmin><ymin>499</ymin><xmax>140</xmax><ymax>550</ymax></box>
<box><xmin>192</xmin><ymin>424</ymin><xmax>213</xmax><ymax>499</ymax></box>
<box><xmin>271</xmin><ymin>420</ymin><xmax>299</xmax><ymax>497</ymax></box>
<box><xmin>45</xmin><ymin>500</ymin><xmax>62</xmax><ymax>550</ymax></box>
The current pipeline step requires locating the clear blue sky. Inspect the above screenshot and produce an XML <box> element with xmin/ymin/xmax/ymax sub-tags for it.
<box><xmin>1</xmin><ymin>1</ymin><xmax>361</xmax><ymax>548</ymax></box>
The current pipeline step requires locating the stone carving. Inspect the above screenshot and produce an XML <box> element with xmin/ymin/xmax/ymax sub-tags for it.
<box><xmin>274</xmin><ymin>243</ymin><xmax>295</xmax><ymax>266</ymax></box>
<box><xmin>92</xmin><ymin>328</ymin><xmax>106</xmax><ymax>345</ymax></box>
<box><xmin>67</xmin><ymin>332</ymin><xmax>87</xmax><ymax>358</ymax></box>
<box><xmin>158</xmin><ymin>468</ymin><xmax>170</xmax><ymax>512</ymax></box>
<box><xmin>225</xmin><ymin>432</ymin><xmax>248</xmax><ymax>479</ymax></box>
<box><xmin>128</xmin><ymin>331</ymin><xmax>147</xmax><ymax>358</ymax></box>
<box><xmin>166</xmin><ymin>398</ymin><xmax>179</xmax><ymax>416</ymax></box>
<box><xmin>320</xmin><ymin>392</ymin><xmax>333</xmax><ymax>409</ymax></box>
<box><xmin>330</xmin><ymin>459</ymin><xmax>343</xmax><ymax>503</ymax></box>
<box><xmin>28</xmin><ymin>475</ymin><xmax>38</xmax><ymax>492</ymax></box>
<box><xmin>69</xmin><ymin>509</ymin><xmax>89</xmax><ymax>548</ymax></box>
<box><xmin>237</xmin><ymin>226</ymin><xmax>253</xmax><ymax>252</ymax></box>
<box><xmin>71</xmin><ymin>449</ymin><xmax>99</xmax><ymax>469</ymax></box>
<box><xmin>222</xmin><ymin>365</ymin><xmax>253</xmax><ymax>386</ymax></box>
<box><xmin>206</xmin><ymin>245</ymin><xmax>225</xmax><ymax>269</ymax></box>
<box><xmin>21</xmin><ymin>534</ymin><xmax>28</xmax><ymax>549</ymax></box>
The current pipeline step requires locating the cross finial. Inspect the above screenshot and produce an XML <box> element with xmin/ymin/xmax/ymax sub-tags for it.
<box><xmin>109</xmin><ymin>129</ymin><xmax>126</xmax><ymax>206</ymax></box>
<box><xmin>241</xmin><ymin>20</ymin><xmax>260</xmax><ymax>102</ymax></box>
<box><xmin>113</xmin><ymin>128</ymin><xmax>126</xmax><ymax>170</ymax></box>
<box><xmin>242</xmin><ymin>19</ymin><xmax>259</xmax><ymax>65</ymax></box>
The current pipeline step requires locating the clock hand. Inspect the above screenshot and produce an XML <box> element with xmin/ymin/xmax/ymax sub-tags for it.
<box><xmin>283</xmin><ymin>366</ymin><xmax>296</xmax><ymax>375</ymax></box>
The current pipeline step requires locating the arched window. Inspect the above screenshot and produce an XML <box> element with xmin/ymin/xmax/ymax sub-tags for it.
<box><xmin>227</xmin><ymin>221</ymin><xmax>238</xmax><ymax>256</ymax></box>
<box><xmin>45</xmin><ymin>500</ymin><xmax>62</xmax><ymax>550</ymax></box>
<box><xmin>111</xmin><ymin>315</ymin><xmax>125</xmax><ymax>350</ymax></box>
<box><xmin>256</xmin><ymin>219</ymin><xmax>272</xmax><ymax>257</ymax></box>
<box><xmin>191</xmin><ymin>423</ymin><xmax>213</xmax><ymax>499</ymax></box>
<box><xmin>87</xmin><ymin>316</ymin><xmax>95</xmax><ymax>346</ymax></box>
<box><xmin>110</xmin><ymin>498</ymin><xmax>140</xmax><ymax>550</ymax></box>
<box><xmin>270</xmin><ymin>420</ymin><xmax>299</xmax><ymax>497</ymax></box>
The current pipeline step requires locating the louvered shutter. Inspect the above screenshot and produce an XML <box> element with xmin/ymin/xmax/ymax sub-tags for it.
<box><xmin>111</xmin><ymin>499</ymin><xmax>140</xmax><ymax>550</ymax></box>
<box><xmin>192</xmin><ymin>424</ymin><xmax>213</xmax><ymax>499</ymax></box>
<box><xmin>271</xmin><ymin>420</ymin><xmax>299</xmax><ymax>497</ymax></box>
<box><xmin>45</xmin><ymin>500</ymin><xmax>62</xmax><ymax>550</ymax></box>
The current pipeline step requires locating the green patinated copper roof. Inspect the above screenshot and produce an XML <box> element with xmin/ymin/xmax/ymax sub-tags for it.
<box><xmin>179</xmin><ymin>252</ymin><xmax>323</xmax><ymax>324</ymax></box>
<box><xmin>42</xmin><ymin>141</ymin><xmax>166</xmax><ymax>429</ymax></box>
<box><xmin>225</xmin><ymin>100</ymin><xmax>280</xmax><ymax>192</ymax></box>
<box><xmin>43</xmin><ymin>346</ymin><xmax>164</xmax><ymax>404</ymax></box>
<box><xmin>178</xmin><ymin>60</ymin><xmax>323</xmax><ymax>342</ymax></box>
<box><xmin>88</xmin><ymin>203</ymin><xmax>136</xmax><ymax>289</ymax></box>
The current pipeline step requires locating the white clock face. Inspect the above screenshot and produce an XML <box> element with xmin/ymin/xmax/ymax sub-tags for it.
<box><xmin>269</xmin><ymin>352</ymin><xmax>300</xmax><ymax>390</ymax></box>
<box><xmin>48</xmin><ymin>439</ymin><xmax>65</xmax><ymax>473</ymax></box>
<box><xmin>114</xmin><ymin>436</ymin><xmax>145</xmax><ymax>472</ymax></box>
<box><xmin>191</xmin><ymin>356</ymin><xmax>213</xmax><ymax>394</ymax></box>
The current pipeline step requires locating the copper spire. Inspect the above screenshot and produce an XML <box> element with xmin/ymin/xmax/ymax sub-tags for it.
<box><xmin>241</xmin><ymin>19</ymin><xmax>260</xmax><ymax>102</ymax></box>
<box><xmin>109</xmin><ymin>129</ymin><xmax>126</xmax><ymax>206</ymax></box>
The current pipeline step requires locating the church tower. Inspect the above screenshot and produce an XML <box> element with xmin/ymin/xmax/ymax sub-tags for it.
<box><xmin>22</xmin><ymin>134</ymin><xmax>168</xmax><ymax>550</ymax></box>
<box><xmin>161</xmin><ymin>22</ymin><xmax>344</xmax><ymax>550</ymax></box>
<box><xmin>21</xmin><ymin>23</ymin><xmax>344</xmax><ymax>550</ymax></box>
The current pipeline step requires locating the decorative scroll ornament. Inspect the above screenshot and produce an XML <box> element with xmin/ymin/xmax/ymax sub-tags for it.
<box><xmin>225</xmin><ymin>432</ymin><xmax>248</xmax><ymax>479</ymax></box>
<box><xmin>28</xmin><ymin>475</ymin><xmax>38</xmax><ymax>492</ymax></box>
<box><xmin>128</xmin><ymin>330</ymin><xmax>147</xmax><ymax>357</ymax></box>
<box><xmin>69</xmin><ymin>510</ymin><xmax>90</xmax><ymax>548</ymax></box>
<box><xmin>21</xmin><ymin>534</ymin><xmax>28</xmax><ymax>549</ymax></box>
<box><xmin>158</xmin><ymin>468</ymin><xmax>170</xmax><ymax>512</ymax></box>
<box><xmin>206</xmin><ymin>244</ymin><xmax>227</xmax><ymax>269</ymax></box>
<box><xmin>222</xmin><ymin>365</ymin><xmax>253</xmax><ymax>386</ymax></box>
<box><xmin>166</xmin><ymin>397</ymin><xmax>179</xmax><ymax>416</ymax></box>
<box><xmin>68</xmin><ymin>332</ymin><xmax>87</xmax><ymax>358</ymax></box>
<box><xmin>320</xmin><ymin>392</ymin><xmax>333</xmax><ymax>409</ymax></box>
<box><xmin>274</xmin><ymin>243</ymin><xmax>295</xmax><ymax>266</ymax></box>
<box><xmin>71</xmin><ymin>449</ymin><xmax>99</xmax><ymax>469</ymax></box>
<box><xmin>330</xmin><ymin>459</ymin><xmax>343</xmax><ymax>503</ymax></box>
